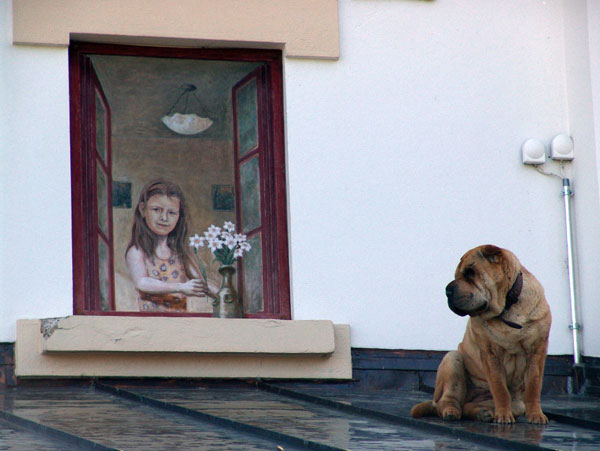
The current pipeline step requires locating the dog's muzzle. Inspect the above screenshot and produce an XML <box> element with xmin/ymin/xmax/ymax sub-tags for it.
<box><xmin>446</xmin><ymin>281</ymin><xmax>488</xmax><ymax>317</ymax></box>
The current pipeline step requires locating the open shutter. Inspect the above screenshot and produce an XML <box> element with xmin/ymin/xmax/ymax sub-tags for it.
<box><xmin>81</xmin><ymin>57</ymin><xmax>115</xmax><ymax>312</ymax></box>
<box><xmin>233</xmin><ymin>66</ymin><xmax>280</xmax><ymax>316</ymax></box>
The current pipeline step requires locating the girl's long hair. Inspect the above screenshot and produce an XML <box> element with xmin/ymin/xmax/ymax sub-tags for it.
<box><xmin>127</xmin><ymin>179</ymin><xmax>193</xmax><ymax>273</ymax></box>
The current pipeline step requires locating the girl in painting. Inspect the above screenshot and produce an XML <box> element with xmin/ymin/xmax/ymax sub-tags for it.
<box><xmin>126</xmin><ymin>179</ymin><xmax>214</xmax><ymax>312</ymax></box>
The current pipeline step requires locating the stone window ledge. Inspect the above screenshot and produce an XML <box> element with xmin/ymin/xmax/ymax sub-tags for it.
<box><xmin>16</xmin><ymin>317</ymin><xmax>351</xmax><ymax>379</ymax></box>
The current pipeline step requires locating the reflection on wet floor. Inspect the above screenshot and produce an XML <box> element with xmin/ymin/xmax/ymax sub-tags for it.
<box><xmin>0</xmin><ymin>381</ymin><xmax>599</xmax><ymax>450</ymax></box>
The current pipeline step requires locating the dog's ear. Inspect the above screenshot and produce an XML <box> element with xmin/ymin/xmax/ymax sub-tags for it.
<box><xmin>480</xmin><ymin>244</ymin><xmax>503</xmax><ymax>263</ymax></box>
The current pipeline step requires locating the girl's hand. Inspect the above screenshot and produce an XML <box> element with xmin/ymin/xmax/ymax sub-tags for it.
<box><xmin>180</xmin><ymin>279</ymin><xmax>209</xmax><ymax>297</ymax></box>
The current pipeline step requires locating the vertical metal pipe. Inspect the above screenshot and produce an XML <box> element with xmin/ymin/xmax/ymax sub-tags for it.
<box><xmin>562</xmin><ymin>178</ymin><xmax>582</xmax><ymax>365</ymax></box>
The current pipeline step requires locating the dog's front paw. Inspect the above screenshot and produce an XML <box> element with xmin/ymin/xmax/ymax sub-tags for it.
<box><xmin>494</xmin><ymin>408</ymin><xmax>515</xmax><ymax>424</ymax></box>
<box><xmin>526</xmin><ymin>410</ymin><xmax>548</xmax><ymax>424</ymax></box>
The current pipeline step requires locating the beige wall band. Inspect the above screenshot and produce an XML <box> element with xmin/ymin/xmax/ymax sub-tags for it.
<box><xmin>12</xmin><ymin>0</ymin><xmax>340</xmax><ymax>59</ymax></box>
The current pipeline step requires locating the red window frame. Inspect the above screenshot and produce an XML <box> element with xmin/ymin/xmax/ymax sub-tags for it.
<box><xmin>69</xmin><ymin>42</ymin><xmax>290</xmax><ymax>318</ymax></box>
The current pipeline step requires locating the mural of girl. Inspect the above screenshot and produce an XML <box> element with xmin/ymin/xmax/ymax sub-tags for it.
<box><xmin>125</xmin><ymin>179</ymin><xmax>216</xmax><ymax>312</ymax></box>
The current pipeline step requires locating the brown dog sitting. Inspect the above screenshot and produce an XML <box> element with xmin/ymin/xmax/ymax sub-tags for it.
<box><xmin>411</xmin><ymin>245</ymin><xmax>551</xmax><ymax>424</ymax></box>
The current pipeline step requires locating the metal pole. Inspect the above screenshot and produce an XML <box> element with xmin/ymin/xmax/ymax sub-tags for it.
<box><xmin>562</xmin><ymin>178</ymin><xmax>582</xmax><ymax>365</ymax></box>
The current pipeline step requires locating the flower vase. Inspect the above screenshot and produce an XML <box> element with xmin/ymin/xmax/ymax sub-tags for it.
<box><xmin>212</xmin><ymin>265</ymin><xmax>242</xmax><ymax>318</ymax></box>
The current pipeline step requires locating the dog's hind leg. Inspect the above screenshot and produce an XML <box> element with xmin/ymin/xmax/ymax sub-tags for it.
<box><xmin>433</xmin><ymin>351</ymin><xmax>467</xmax><ymax>421</ymax></box>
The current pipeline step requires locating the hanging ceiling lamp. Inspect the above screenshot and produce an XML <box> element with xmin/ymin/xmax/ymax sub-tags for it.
<box><xmin>161</xmin><ymin>84</ymin><xmax>213</xmax><ymax>135</ymax></box>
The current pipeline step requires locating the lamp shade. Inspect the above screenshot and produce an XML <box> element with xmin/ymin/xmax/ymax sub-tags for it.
<box><xmin>161</xmin><ymin>113</ymin><xmax>213</xmax><ymax>135</ymax></box>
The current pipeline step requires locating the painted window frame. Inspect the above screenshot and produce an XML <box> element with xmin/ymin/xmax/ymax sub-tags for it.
<box><xmin>69</xmin><ymin>42</ymin><xmax>291</xmax><ymax>319</ymax></box>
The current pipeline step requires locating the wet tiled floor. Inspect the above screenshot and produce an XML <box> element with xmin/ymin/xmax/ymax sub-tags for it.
<box><xmin>0</xmin><ymin>381</ymin><xmax>598</xmax><ymax>450</ymax></box>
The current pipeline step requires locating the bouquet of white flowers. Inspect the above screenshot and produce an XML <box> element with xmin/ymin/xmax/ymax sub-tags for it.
<box><xmin>189</xmin><ymin>221</ymin><xmax>252</xmax><ymax>276</ymax></box>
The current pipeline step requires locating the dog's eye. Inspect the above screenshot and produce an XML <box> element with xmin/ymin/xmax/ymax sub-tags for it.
<box><xmin>463</xmin><ymin>267</ymin><xmax>476</xmax><ymax>281</ymax></box>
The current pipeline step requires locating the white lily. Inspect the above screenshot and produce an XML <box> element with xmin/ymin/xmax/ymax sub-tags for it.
<box><xmin>224</xmin><ymin>233</ymin><xmax>237</xmax><ymax>250</ymax></box>
<box><xmin>207</xmin><ymin>224</ymin><xmax>222</xmax><ymax>235</ymax></box>
<box><xmin>208</xmin><ymin>238</ymin><xmax>223</xmax><ymax>252</ymax></box>
<box><xmin>189</xmin><ymin>233</ymin><xmax>205</xmax><ymax>248</ymax></box>
<box><xmin>234</xmin><ymin>233</ymin><xmax>247</xmax><ymax>243</ymax></box>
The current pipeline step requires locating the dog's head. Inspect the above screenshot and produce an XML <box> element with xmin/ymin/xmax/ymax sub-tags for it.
<box><xmin>445</xmin><ymin>244</ymin><xmax>521</xmax><ymax>320</ymax></box>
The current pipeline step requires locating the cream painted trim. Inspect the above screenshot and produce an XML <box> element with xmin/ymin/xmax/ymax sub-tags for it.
<box><xmin>40</xmin><ymin>316</ymin><xmax>335</xmax><ymax>354</ymax></box>
<box><xmin>12</xmin><ymin>0</ymin><xmax>340</xmax><ymax>59</ymax></box>
<box><xmin>16</xmin><ymin>319</ymin><xmax>352</xmax><ymax>379</ymax></box>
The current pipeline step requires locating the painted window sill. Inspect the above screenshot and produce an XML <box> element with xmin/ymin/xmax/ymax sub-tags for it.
<box><xmin>16</xmin><ymin>317</ymin><xmax>351</xmax><ymax>379</ymax></box>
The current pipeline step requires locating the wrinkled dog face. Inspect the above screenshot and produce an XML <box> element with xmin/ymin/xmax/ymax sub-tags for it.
<box><xmin>445</xmin><ymin>245</ymin><xmax>512</xmax><ymax>319</ymax></box>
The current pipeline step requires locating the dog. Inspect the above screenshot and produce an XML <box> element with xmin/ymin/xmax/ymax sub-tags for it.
<box><xmin>411</xmin><ymin>244</ymin><xmax>551</xmax><ymax>424</ymax></box>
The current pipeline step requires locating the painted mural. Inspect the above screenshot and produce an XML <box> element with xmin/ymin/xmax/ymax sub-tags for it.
<box><xmin>89</xmin><ymin>54</ymin><xmax>263</xmax><ymax>315</ymax></box>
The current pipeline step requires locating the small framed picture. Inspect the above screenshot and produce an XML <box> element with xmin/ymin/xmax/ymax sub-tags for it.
<box><xmin>212</xmin><ymin>184</ymin><xmax>235</xmax><ymax>211</ymax></box>
<box><xmin>112</xmin><ymin>181</ymin><xmax>132</xmax><ymax>208</ymax></box>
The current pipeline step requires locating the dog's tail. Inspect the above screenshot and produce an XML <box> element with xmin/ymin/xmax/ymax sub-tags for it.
<box><xmin>410</xmin><ymin>400</ymin><xmax>437</xmax><ymax>418</ymax></box>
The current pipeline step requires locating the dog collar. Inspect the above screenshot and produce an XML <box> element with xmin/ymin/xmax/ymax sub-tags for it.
<box><xmin>505</xmin><ymin>271</ymin><xmax>523</xmax><ymax>310</ymax></box>
<box><xmin>498</xmin><ymin>271</ymin><xmax>523</xmax><ymax>329</ymax></box>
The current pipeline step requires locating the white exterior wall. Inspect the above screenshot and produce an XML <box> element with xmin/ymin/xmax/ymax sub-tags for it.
<box><xmin>1</xmin><ymin>0</ymin><xmax>599</xmax><ymax>357</ymax></box>
<box><xmin>0</xmin><ymin>1</ymin><xmax>73</xmax><ymax>341</ymax></box>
